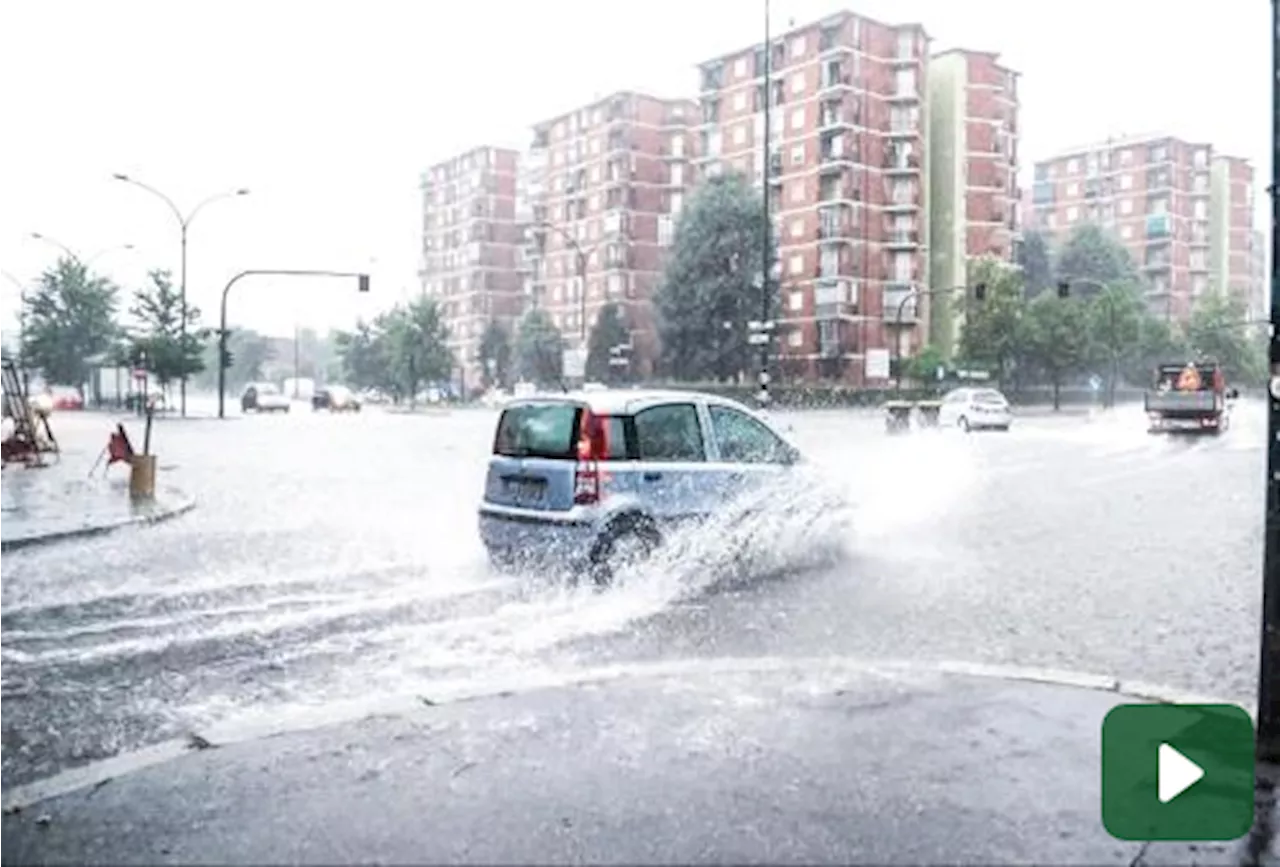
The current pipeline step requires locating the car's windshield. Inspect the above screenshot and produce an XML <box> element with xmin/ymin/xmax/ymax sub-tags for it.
<box><xmin>3</xmin><ymin>4</ymin><xmax>1273</xmax><ymax>864</ymax></box>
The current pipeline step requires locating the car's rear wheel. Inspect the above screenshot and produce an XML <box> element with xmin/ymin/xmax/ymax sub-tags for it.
<box><xmin>958</xmin><ymin>415</ymin><xmax>971</xmax><ymax>433</ymax></box>
<box><xmin>588</xmin><ymin>516</ymin><xmax>661</xmax><ymax>588</ymax></box>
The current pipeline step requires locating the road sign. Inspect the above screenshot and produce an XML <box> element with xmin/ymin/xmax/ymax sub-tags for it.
<box><xmin>132</xmin><ymin>368</ymin><xmax>147</xmax><ymax>381</ymax></box>
<box><xmin>1101</xmin><ymin>703</ymin><xmax>1253</xmax><ymax>841</ymax></box>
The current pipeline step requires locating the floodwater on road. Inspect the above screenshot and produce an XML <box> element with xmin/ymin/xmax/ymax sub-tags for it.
<box><xmin>0</xmin><ymin>398</ymin><xmax>1267</xmax><ymax>788</ymax></box>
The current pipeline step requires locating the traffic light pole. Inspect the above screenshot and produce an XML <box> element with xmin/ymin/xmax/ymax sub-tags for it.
<box><xmin>1248</xmin><ymin>3</ymin><xmax>1280</xmax><ymax>861</ymax></box>
<box><xmin>217</xmin><ymin>270</ymin><xmax>370</xmax><ymax>419</ymax></box>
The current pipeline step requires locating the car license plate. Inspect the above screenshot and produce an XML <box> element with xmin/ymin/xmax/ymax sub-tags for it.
<box><xmin>503</xmin><ymin>476</ymin><xmax>546</xmax><ymax>502</ymax></box>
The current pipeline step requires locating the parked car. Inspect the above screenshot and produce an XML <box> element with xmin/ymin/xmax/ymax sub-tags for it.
<box><xmin>937</xmin><ymin>387</ymin><xmax>1012</xmax><ymax>432</ymax></box>
<box><xmin>241</xmin><ymin>382</ymin><xmax>291</xmax><ymax>413</ymax></box>
<box><xmin>312</xmin><ymin>386</ymin><xmax>361</xmax><ymax>412</ymax></box>
<box><xmin>478</xmin><ymin>389</ymin><xmax>803</xmax><ymax>586</ymax></box>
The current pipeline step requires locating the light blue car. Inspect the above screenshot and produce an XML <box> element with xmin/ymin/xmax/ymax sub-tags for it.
<box><xmin>478</xmin><ymin>389</ymin><xmax>804</xmax><ymax>585</ymax></box>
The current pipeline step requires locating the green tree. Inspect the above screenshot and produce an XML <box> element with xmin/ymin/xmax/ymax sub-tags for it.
<box><xmin>1023</xmin><ymin>294</ymin><xmax>1092</xmax><ymax>409</ymax></box>
<box><xmin>195</xmin><ymin>326</ymin><xmax>275</xmax><ymax>390</ymax></box>
<box><xmin>1055</xmin><ymin>224</ymin><xmax>1138</xmax><ymax>297</ymax></box>
<box><xmin>1087</xmin><ymin>282</ymin><xmax>1144</xmax><ymax>407</ymax></box>
<box><xmin>477</xmin><ymin>319</ymin><xmax>513</xmax><ymax>390</ymax></box>
<box><xmin>20</xmin><ymin>257</ymin><xmax>121</xmax><ymax>393</ymax></box>
<box><xmin>515</xmin><ymin>307</ymin><xmax>564</xmax><ymax>388</ymax></box>
<box><xmin>1123</xmin><ymin>314</ymin><xmax>1189</xmax><ymax>387</ymax></box>
<box><xmin>1017</xmin><ymin>229</ymin><xmax>1054</xmax><ymax>298</ymax></box>
<box><xmin>334</xmin><ymin>319</ymin><xmax>388</xmax><ymax>391</ymax></box>
<box><xmin>126</xmin><ymin>269</ymin><xmax>208</xmax><ymax>394</ymax></box>
<box><xmin>956</xmin><ymin>257</ymin><xmax>1027</xmax><ymax>387</ymax></box>
<box><xmin>904</xmin><ymin>343</ymin><xmax>946</xmax><ymax>387</ymax></box>
<box><xmin>382</xmin><ymin>297</ymin><xmax>454</xmax><ymax>403</ymax></box>
<box><xmin>1186</xmin><ymin>292</ymin><xmax>1266</xmax><ymax>385</ymax></box>
<box><xmin>585</xmin><ymin>303</ymin><xmax>631</xmax><ymax>384</ymax></box>
<box><xmin>654</xmin><ymin>173</ymin><xmax>775</xmax><ymax>381</ymax></box>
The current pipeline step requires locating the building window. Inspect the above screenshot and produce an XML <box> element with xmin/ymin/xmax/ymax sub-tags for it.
<box><xmin>790</xmin><ymin>180</ymin><xmax>805</xmax><ymax>203</ymax></box>
<box><xmin>1066</xmin><ymin>206</ymin><xmax>1079</xmax><ymax>222</ymax></box>
<box><xmin>734</xmin><ymin>56</ymin><xmax>748</xmax><ymax>78</ymax></box>
<box><xmin>1120</xmin><ymin>173</ymin><xmax>1133</xmax><ymax>190</ymax></box>
<box><xmin>670</xmin><ymin>163</ymin><xmax>684</xmax><ymax>185</ymax></box>
<box><xmin>790</xmin><ymin>218</ymin><xmax>804</xmax><ymax>238</ymax></box>
<box><xmin>658</xmin><ymin>215</ymin><xmax>674</xmax><ymax>246</ymax></box>
<box><xmin>1067</xmin><ymin>182</ymin><xmax>1079</xmax><ymax>197</ymax></box>
<box><xmin>1121</xmin><ymin>225</ymin><xmax>1133</xmax><ymax>240</ymax></box>
<box><xmin>734</xmin><ymin>124</ymin><xmax>747</xmax><ymax>145</ymax></box>
<box><xmin>788</xmin><ymin>329</ymin><xmax>803</xmax><ymax>348</ymax></box>
<box><xmin>789</xmin><ymin>254</ymin><xmax>804</xmax><ymax>275</ymax></box>
<box><xmin>1120</xmin><ymin>199</ymin><xmax>1133</xmax><ymax>215</ymax></box>
<box><xmin>671</xmin><ymin>192</ymin><xmax>684</xmax><ymax>215</ymax></box>
<box><xmin>791</xmin><ymin>72</ymin><xmax>806</xmax><ymax>94</ymax></box>
<box><xmin>669</xmin><ymin>135</ymin><xmax>684</xmax><ymax>157</ymax></box>
<box><xmin>733</xmin><ymin>90</ymin><xmax>748</xmax><ymax>111</ymax></box>
<box><xmin>1066</xmin><ymin>158</ymin><xmax>1079</xmax><ymax>174</ymax></box>
<box><xmin>789</xmin><ymin>290</ymin><xmax>804</xmax><ymax>311</ymax></box>
<box><xmin>790</xmin><ymin>35</ymin><xmax>805</xmax><ymax>58</ymax></box>
<box><xmin>790</xmin><ymin>107</ymin><xmax>805</xmax><ymax>131</ymax></box>
<box><xmin>791</xmin><ymin>143</ymin><xmax>805</xmax><ymax>165</ymax></box>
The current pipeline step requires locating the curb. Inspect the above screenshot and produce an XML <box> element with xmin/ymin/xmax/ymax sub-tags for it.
<box><xmin>0</xmin><ymin>492</ymin><xmax>196</xmax><ymax>552</ymax></box>
<box><xmin>0</xmin><ymin>654</ymin><xmax>1245</xmax><ymax>815</ymax></box>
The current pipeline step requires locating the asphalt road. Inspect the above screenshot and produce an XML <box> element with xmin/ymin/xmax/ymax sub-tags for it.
<box><xmin>0</xmin><ymin>396</ymin><xmax>1266</xmax><ymax>791</ymax></box>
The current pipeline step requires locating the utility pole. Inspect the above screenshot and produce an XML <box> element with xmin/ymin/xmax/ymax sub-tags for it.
<box><xmin>758</xmin><ymin>0</ymin><xmax>773</xmax><ymax>408</ymax></box>
<box><xmin>1250</xmin><ymin>2</ymin><xmax>1280</xmax><ymax>861</ymax></box>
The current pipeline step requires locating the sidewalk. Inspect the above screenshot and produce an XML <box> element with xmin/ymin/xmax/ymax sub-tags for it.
<box><xmin>0</xmin><ymin>658</ymin><xmax>1266</xmax><ymax>864</ymax></box>
<box><xmin>1</xmin><ymin>438</ymin><xmax>194</xmax><ymax>552</ymax></box>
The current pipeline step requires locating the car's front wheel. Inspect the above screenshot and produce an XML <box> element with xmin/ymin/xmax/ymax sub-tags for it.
<box><xmin>588</xmin><ymin>516</ymin><xmax>661</xmax><ymax>588</ymax></box>
<box><xmin>958</xmin><ymin>415</ymin><xmax>971</xmax><ymax>433</ymax></box>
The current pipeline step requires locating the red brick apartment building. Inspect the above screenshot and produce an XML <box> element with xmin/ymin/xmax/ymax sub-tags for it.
<box><xmin>1030</xmin><ymin>135</ymin><xmax>1254</xmax><ymax>323</ymax></box>
<box><xmin>520</xmin><ymin>91</ymin><xmax>697</xmax><ymax>378</ymax></box>
<box><xmin>694</xmin><ymin>10</ymin><xmax>929</xmax><ymax>384</ymax></box>
<box><xmin>926</xmin><ymin>48</ymin><xmax>1020</xmax><ymax>354</ymax></box>
<box><xmin>419</xmin><ymin>146</ymin><xmax>522</xmax><ymax>385</ymax></box>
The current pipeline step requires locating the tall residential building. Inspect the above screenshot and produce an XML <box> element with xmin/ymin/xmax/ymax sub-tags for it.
<box><xmin>521</xmin><ymin>92</ymin><xmax>696</xmax><ymax>378</ymax></box>
<box><xmin>419</xmin><ymin>146</ymin><xmax>522</xmax><ymax>386</ymax></box>
<box><xmin>1030</xmin><ymin>135</ymin><xmax>1254</xmax><ymax>322</ymax></box>
<box><xmin>695</xmin><ymin>10</ymin><xmax>929</xmax><ymax>385</ymax></box>
<box><xmin>926</xmin><ymin>49</ymin><xmax>1020</xmax><ymax>355</ymax></box>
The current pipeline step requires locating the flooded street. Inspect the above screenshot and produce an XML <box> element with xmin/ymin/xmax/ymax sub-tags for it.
<box><xmin>1</xmin><ymin>400</ymin><xmax>1266</xmax><ymax>789</ymax></box>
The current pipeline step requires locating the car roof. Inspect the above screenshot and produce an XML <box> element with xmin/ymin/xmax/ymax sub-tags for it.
<box><xmin>504</xmin><ymin>388</ymin><xmax>758</xmax><ymax>417</ymax></box>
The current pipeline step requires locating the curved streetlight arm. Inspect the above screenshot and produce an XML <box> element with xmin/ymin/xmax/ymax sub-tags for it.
<box><xmin>112</xmin><ymin>174</ymin><xmax>184</xmax><ymax>228</ymax></box>
<box><xmin>892</xmin><ymin>284</ymin><xmax>973</xmax><ymax>393</ymax></box>
<box><xmin>185</xmin><ymin>189</ymin><xmax>250</xmax><ymax>230</ymax></box>
<box><xmin>30</xmin><ymin>232</ymin><xmax>80</xmax><ymax>264</ymax></box>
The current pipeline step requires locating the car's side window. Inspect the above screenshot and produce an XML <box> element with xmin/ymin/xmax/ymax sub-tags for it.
<box><xmin>707</xmin><ymin>405</ymin><xmax>789</xmax><ymax>464</ymax></box>
<box><xmin>634</xmin><ymin>403</ymin><xmax>705</xmax><ymax>462</ymax></box>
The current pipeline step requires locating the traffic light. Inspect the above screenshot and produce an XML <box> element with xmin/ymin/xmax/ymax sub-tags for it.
<box><xmin>973</xmin><ymin>283</ymin><xmax>987</xmax><ymax>301</ymax></box>
<box><xmin>358</xmin><ymin>274</ymin><xmax>370</xmax><ymax>293</ymax></box>
<box><xmin>1057</xmin><ymin>281</ymin><xmax>1071</xmax><ymax>298</ymax></box>
<box><xmin>220</xmin><ymin>346</ymin><xmax>234</xmax><ymax>370</ymax></box>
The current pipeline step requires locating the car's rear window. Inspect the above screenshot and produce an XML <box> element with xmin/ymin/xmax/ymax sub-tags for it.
<box><xmin>974</xmin><ymin>389</ymin><xmax>1006</xmax><ymax>405</ymax></box>
<box><xmin>493</xmin><ymin>403</ymin><xmax>628</xmax><ymax>460</ymax></box>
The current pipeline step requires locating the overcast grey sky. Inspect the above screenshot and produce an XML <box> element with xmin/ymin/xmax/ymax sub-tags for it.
<box><xmin>0</xmin><ymin>0</ymin><xmax>1267</xmax><ymax>339</ymax></box>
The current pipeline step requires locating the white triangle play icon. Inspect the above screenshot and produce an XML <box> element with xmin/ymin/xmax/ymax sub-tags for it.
<box><xmin>1158</xmin><ymin>743</ymin><xmax>1204</xmax><ymax>803</ymax></box>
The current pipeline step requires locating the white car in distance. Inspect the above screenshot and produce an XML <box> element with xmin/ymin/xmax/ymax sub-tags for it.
<box><xmin>937</xmin><ymin>387</ymin><xmax>1012</xmax><ymax>432</ymax></box>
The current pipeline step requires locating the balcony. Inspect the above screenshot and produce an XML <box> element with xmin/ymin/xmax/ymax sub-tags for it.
<box><xmin>815</xmin><ymin>301</ymin><xmax>856</xmax><ymax>320</ymax></box>
<box><xmin>818</xmin><ymin>221</ymin><xmax>851</xmax><ymax>242</ymax></box>
<box><xmin>884</xmin><ymin>196</ymin><xmax>919</xmax><ymax>213</ymax></box>
<box><xmin>887</xmin><ymin>123</ymin><xmax>918</xmax><ymax>138</ymax></box>
<box><xmin>888</xmin><ymin>87</ymin><xmax>920</xmax><ymax>104</ymax></box>
<box><xmin>884</xmin><ymin>151</ymin><xmax>920</xmax><ymax>174</ymax></box>
<box><xmin>885</xmin><ymin>229</ymin><xmax>920</xmax><ymax>248</ymax></box>
<box><xmin>1142</xmin><ymin>257</ymin><xmax>1172</xmax><ymax>272</ymax></box>
<box><xmin>883</xmin><ymin>283</ymin><xmax>918</xmax><ymax>322</ymax></box>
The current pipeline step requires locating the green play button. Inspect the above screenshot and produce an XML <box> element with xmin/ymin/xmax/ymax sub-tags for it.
<box><xmin>1102</xmin><ymin>703</ymin><xmax>1255</xmax><ymax>841</ymax></box>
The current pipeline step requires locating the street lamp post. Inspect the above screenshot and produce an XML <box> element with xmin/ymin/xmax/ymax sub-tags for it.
<box><xmin>113</xmin><ymin>174</ymin><xmax>250</xmax><ymax>418</ymax></box>
<box><xmin>759</xmin><ymin>0</ymin><xmax>774</xmax><ymax>408</ymax></box>
<box><xmin>30</xmin><ymin>233</ymin><xmax>135</xmax><ymax>268</ymax></box>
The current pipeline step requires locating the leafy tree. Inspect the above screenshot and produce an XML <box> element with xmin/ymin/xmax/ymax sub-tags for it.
<box><xmin>477</xmin><ymin>319</ymin><xmax>513</xmax><ymax>390</ymax></box>
<box><xmin>585</xmin><ymin>303</ymin><xmax>631</xmax><ymax>384</ymax></box>
<box><xmin>515</xmin><ymin>307</ymin><xmax>564</xmax><ymax>388</ymax></box>
<box><xmin>383</xmin><ymin>297</ymin><xmax>454</xmax><ymax>403</ymax></box>
<box><xmin>126</xmin><ymin>269</ymin><xmax>209</xmax><ymax>394</ymax></box>
<box><xmin>1017</xmin><ymin>230</ymin><xmax>1054</xmax><ymax>299</ymax></box>
<box><xmin>956</xmin><ymin>257</ymin><xmax>1026</xmax><ymax>387</ymax></box>
<box><xmin>904</xmin><ymin>343</ymin><xmax>946</xmax><ymax>386</ymax></box>
<box><xmin>20</xmin><ymin>257</ymin><xmax>121</xmax><ymax>393</ymax></box>
<box><xmin>654</xmin><ymin>173</ymin><xmax>775</xmax><ymax>382</ymax></box>
<box><xmin>1022</xmin><ymin>294</ymin><xmax>1092</xmax><ymax>409</ymax></box>
<box><xmin>1186</xmin><ymin>292</ymin><xmax>1266</xmax><ymax>385</ymax></box>
<box><xmin>195</xmin><ymin>326</ymin><xmax>275</xmax><ymax>390</ymax></box>
<box><xmin>1055</xmin><ymin>224</ymin><xmax>1138</xmax><ymax>297</ymax></box>
<box><xmin>1123</xmin><ymin>314</ymin><xmax>1189</xmax><ymax>387</ymax></box>
<box><xmin>334</xmin><ymin>319</ymin><xmax>387</xmax><ymax>391</ymax></box>
<box><xmin>1086</xmin><ymin>282</ymin><xmax>1144</xmax><ymax>406</ymax></box>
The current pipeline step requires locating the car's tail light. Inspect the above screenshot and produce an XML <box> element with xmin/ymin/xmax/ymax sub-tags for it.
<box><xmin>574</xmin><ymin>410</ymin><xmax>609</xmax><ymax>505</ymax></box>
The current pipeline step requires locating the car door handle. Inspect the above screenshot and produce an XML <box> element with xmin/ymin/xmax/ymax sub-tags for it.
<box><xmin>643</xmin><ymin>471</ymin><xmax>664</xmax><ymax>482</ymax></box>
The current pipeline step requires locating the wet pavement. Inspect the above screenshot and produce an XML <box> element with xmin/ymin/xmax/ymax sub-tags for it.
<box><xmin>0</xmin><ymin>398</ymin><xmax>1267</xmax><ymax>827</ymax></box>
